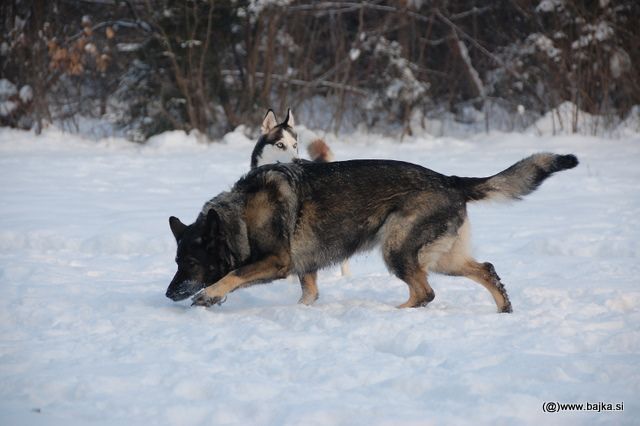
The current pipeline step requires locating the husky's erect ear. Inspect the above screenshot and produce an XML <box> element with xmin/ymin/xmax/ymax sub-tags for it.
<box><xmin>283</xmin><ymin>108</ymin><xmax>295</xmax><ymax>128</ymax></box>
<box><xmin>261</xmin><ymin>109</ymin><xmax>278</xmax><ymax>134</ymax></box>
<box><xmin>169</xmin><ymin>216</ymin><xmax>187</xmax><ymax>241</ymax></box>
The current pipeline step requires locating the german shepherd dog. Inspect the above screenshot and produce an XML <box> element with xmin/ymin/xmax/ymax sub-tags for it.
<box><xmin>166</xmin><ymin>122</ymin><xmax>578</xmax><ymax>312</ymax></box>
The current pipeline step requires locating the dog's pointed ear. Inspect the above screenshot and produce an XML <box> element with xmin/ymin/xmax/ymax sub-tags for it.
<box><xmin>283</xmin><ymin>108</ymin><xmax>295</xmax><ymax>128</ymax></box>
<box><xmin>261</xmin><ymin>109</ymin><xmax>278</xmax><ymax>135</ymax></box>
<box><xmin>169</xmin><ymin>216</ymin><xmax>187</xmax><ymax>241</ymax></box>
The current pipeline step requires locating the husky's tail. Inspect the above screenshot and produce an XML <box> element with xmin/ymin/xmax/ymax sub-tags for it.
<box><xmin>307</xmin><ymin>139</ymin><xmax>335</xmax><ymax>163</ymax></box>
<box><xmin>457</xmin><ymin>153</ymin><xmax>578</xmax><ymax>202</ymax></box>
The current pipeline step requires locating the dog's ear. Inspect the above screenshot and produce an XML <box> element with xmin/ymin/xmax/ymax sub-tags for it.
<box><xmin>283</xmin><ymin>108</ymin><xmax>295</xmax><ymax>128</ymax></box>
<box><xmin>261</xmin><ymin>109</ymin><xmax>278</xmax><ymax>134</ymax></box>
<box><xmin>169</xmin><ymin>216</ymin><xmax>187</xmax><ymax>241</ymax></box>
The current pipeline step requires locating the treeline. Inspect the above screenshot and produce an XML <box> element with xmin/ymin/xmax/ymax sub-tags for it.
<box><xmin>1</xmin><ymin>0</ymin><xmax>638</xmax><ymax>140</ymax></box>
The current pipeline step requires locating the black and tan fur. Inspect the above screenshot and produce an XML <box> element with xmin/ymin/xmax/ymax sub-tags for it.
<box><xmin>167</xmin><ymin>153</ymin><xmax>578</xmax><ymax>312</ymax></box>
<box><xmin>306</xmin><ymin>138</ymin><xmax>351</xmax><ymax>276</ymax></box>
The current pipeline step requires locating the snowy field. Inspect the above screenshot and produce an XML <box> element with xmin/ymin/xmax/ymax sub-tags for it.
<box><xmin>0</xmin><ymin>126</ymin><xmax>639</xmax><ymax>425</ymax></box>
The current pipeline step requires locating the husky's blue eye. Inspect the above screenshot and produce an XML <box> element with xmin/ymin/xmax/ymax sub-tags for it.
<box><xmin>276</xmin><ymin>142</ymin><xmax>285</xmax><ymax>149</ymax></box>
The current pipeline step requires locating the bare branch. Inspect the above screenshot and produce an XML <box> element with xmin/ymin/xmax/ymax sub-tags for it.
<box><xmin>434</xmin><ymin>8</ymin><xmax>522</xmax><ymax>80</ymax></box>
<box><xmin>220</xmin><ymin>70</ymin><xmax>368</xmax><ymax>96</ymax></box>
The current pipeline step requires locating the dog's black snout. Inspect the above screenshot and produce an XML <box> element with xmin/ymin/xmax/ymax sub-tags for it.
<box><xmin>165</xmin><ymin>286</ymin><xmax>192</xmax><ymax>302</ymax></box>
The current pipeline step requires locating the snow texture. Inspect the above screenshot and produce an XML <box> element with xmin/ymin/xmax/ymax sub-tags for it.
<box><xmin>0</xmin><ymin>126</ymin><xmax>638</xmax><ymax>425</ymax></box>
<box><xmin>0</xmin><ymin>78</ymin><xmax>17</xmax><ymax>98</ymax></box>
<box><xmin>0</xmin><ymin>79</ymin><xmax>19</xmax><ymax>117</ymax></box>
<box><xmin>536</xmin><ymin>0</ymin><xmax>564</xmax><ymax>13</ymax></box>
<box><xmin>0</xmin><ymin>100</ymin><xmax>17</xmax><ymax>117</ymax></box>
<box><xmin>19</xmin><ymin>85</ymin><xmax>33</xmax><ymax>103</ymax></box>
<box><xmin>529</xmin><ymin>33</ymin><xmax>561</xmax><ymax>61</ymax></box>
<box><xmin>572</xmin><ymin>22</ymin><xmax>614</xmax><ymax>50</ymax></box>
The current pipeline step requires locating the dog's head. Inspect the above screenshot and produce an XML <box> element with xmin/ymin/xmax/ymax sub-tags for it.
<box><xmin>165</xmin><ymin>211</ymin><xmax>233</xmax><ymax>301</ymax></box>
<box><xmin>254</xmin><ymin>108</ymin><xmax>298</xmax><ymax>167</ymax></box>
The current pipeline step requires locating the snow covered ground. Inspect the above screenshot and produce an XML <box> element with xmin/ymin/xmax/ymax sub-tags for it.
<box><xmin>0</xmin><ymin>126</ymin><xmax>638</xmax><ymax>425</ymax></box>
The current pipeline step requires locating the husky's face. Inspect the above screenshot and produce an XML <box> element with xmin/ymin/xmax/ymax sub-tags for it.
<box><xmin>165</xmin><ymin>214</ymin><xmax>230</xmax><ymax>301</ymax></box>
<box><xmin>254</xmin><ymin>109</ymin><xmax>298</xmax><ymax>168</ymax></box>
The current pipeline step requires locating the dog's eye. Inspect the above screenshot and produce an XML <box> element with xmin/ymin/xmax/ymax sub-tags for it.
<box><xmin>276</xmin><ymin>142</ymin><xmax>285</xmax><ymax>149</ymax></box>
<box><xmin>293</xmin><ymin>143</ymin><xmax>298</xmax><ymax>149</ymax></box>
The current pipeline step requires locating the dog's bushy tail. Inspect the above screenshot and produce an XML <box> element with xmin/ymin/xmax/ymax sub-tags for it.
<box><xmin>457</xmin><ymin>153</ymin><xmax>578</xmax><ymax>202</ymax></box>
<box><xmin>307</xmin><ymin>139</ymin><xmax>335</xmax><ymax>163</ymax></box>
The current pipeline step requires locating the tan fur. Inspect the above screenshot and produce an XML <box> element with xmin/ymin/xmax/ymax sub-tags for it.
<box><xmin>431</xmin><ymin>217</ymin><xmax>472</xmax><ymax>272</ymax></box>
<box><xmin>307</xmin><ymin>139</ymin><xmax>334</xmax><ymax>162</ymax></box>
<box><xmin>298</xmin><ymin>272</ymin><xmax>319</xmax><ymax>305</ymax></box>
<box><xmin>428</xmin><ymin>218</ymin><xmax>512</xmax><ymax>312</ymax></box>
<box><xmin>265</xmin><ymin>170</ymin><xmax>295</xmax><ymax>200</ymax></box>
<box><xmin>340</xmin><ymin>262</ymin><xmax>351</xmax><ymax>277</ymax></box>
<box><xmin>194</xmin><ymin>254</ymin><xmax>291</xmax><ymax>303</ymax></box>
<box><xmin>379</xmin><ymin>212</ymin><xmax>419</xmax><ymax>255</ymax></box>
<box><xmin>418</xmin><ymin>235</ymin><xmax>457</xmax><ymax>271</ymax></box>
<box><xmin>457</xmin><ymin>261</ymin><xmax>511</xmax><ymax>312</ymax></box>
<box><xmin>290</xmin><ymin>201</ymin><xmax>322</xmax><ymax>272</ymax></box>
<box><xmin>245</xmin><ymin>192</ymin><xmax>272</xmax><ymax>229</ymax></box>
<box><xmin>396</xmin><ymin>269</ymin><xmax>435</xmax><ymax>308</ymax></box>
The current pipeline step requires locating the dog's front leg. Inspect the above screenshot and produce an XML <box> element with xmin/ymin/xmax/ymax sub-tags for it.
<box><xmin>191</xmin><ymin>255</ymin><xmax>290</xmax><ymax>307</ymax></box>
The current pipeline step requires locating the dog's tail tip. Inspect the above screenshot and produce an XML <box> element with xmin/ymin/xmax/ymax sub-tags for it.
<box><xmin>555</xmin><ymin>154</ymin><xmax>579</xmax><ymax>171</ymax></box>
<box><xmin>461</xmin><ymin>152</ymin><xmax>579</xmax><ymax>203</ymax></box>
<box><xmin>308</xmin><ymin>139</ymin><xmax>335</xmax><ymax>163</ymax></box>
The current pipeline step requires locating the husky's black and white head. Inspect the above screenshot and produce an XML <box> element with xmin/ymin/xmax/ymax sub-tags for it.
<box><xmin>250</xmin><ymin>109</ymin><xmax>299</xmax><ymax>169</ymax></box>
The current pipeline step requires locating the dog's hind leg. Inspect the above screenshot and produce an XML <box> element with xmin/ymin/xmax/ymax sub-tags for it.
<box><xmin>298</xmin><ymin>271</ymin><xmax>319</xmax><ymax>305</ymax></box>
<box><xmin>383</xmin><ymin>245</ymin><xmax>435</xmax><ymax>308</ymax></box>
<box><xmin>381</xmin><ymin>212</ymin><xmax>438</xmax><ymax>308</ymax></box>
<box><xmin>433</xmin><ymin>218</ymin><xmax>512</xmax><ymax>313</ymax></box>
<box><xmin>458</xmin><ymin>261</ymin><xmax>512</xmax><ymax>313</ymax></box>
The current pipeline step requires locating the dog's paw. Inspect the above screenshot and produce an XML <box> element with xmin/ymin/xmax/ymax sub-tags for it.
<box><xmin>191</xmin><ymin>290</ymin><xmax>226</xmax><ymax>307</ymax></box>
<box><xmin>499</xmin><ymin>303</ymin><xmax>513</xmax><ymax>313</ymax></box>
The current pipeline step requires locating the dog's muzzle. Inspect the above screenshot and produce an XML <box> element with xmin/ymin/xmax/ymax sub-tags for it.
<box><xmin>166</xmin><ymin>277</ymin><xmax>205</xmax><ymax>301</ymax></box>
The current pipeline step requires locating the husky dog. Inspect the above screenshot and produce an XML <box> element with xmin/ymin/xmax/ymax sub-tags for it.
<box><xmin>167</xmin><ymin>134</ymin><xmax>578</xmax><ymax>312</ymax></box>
<box><xmin>250</xmin><ymin>109</ymin><xmax>299</xmax><ymax>169</ymax></box>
